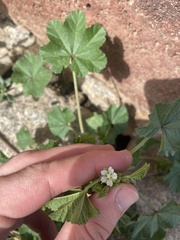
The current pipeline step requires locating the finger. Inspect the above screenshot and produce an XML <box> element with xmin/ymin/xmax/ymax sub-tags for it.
<box><xmin>0</xmin><ymin>217</ymin><xmax>23</xmax><ymax>239</ymax></box>
<box><xmin>0</xmin><ymin>210</ymin><xmax>58</xmax><ymax>240</ymax></box>
<box><xmin>56</xmin><ymin>184</ymin><xmax>139</xmax><ymax>240</ymax></box>
<box><xmin>24</xmin><ymin>210</ymin><xmax>57</xmax><ymax>240</ymax></box>
<box><xmin>0</xmin><ymin>149</ymin><xmax>132</xmax><ymax>219</ymax></box>
<box><xmin>0</xmin><ymin>144</ymin><xmax>114</xmax><ymax>176</ymax></box>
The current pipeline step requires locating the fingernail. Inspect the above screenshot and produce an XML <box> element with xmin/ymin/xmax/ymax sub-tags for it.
<box><xmin>116</xmin><ymin>187</ymin><xmax>139</xmax><ymax>211</ymax></box>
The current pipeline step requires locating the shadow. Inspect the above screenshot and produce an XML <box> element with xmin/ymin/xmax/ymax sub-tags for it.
<box><xmin>34</xmin><ymin>124</ymin><xmax>60</xmax><ymax>145</ymax></box>
<box><xmin>0</xmin><ymin>0</ymin><xmax>11</xmax><ymax>27</ymax></box>
<box><xmin>144</xmin><ymin>78</ymin><xmax>180</xmax><ymax>112</ymax></box>
<box><xmin>0</xmin><ymin>131</ymin><xmax>20</xmax><ymax>154</ymax></box>
<box><xmin>49</xmin><ymin>68</ymin><xmax>74</xmax><ymax>96</ymax></box>
<box><xmin>0</xmin><ymin>0</ymin><xmax>9</xmax><ymax>47</ymax></box>
<box><xmin>101</xmin><ymin>35</ymin><xmax>130</xmax><ymax>82</ymax></box>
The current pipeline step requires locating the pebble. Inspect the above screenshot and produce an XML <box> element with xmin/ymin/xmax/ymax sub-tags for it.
<box><xmin>0</xmin><ymin>18</ymin><xmax>35</xmax><ymax>76</ymax></box>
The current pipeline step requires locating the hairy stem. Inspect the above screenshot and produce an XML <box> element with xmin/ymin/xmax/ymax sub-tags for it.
<box><xmin>130</xmin><ymin>137</ymin><xmax>150</xmax><ymax>154</ymax></box>
<box><xmin>84</xmin><ymin>178</ymin><xmax>100</xmax><ymax>192</ymax></box>
<box><xmin>72</xmin><ymin>71</ymin><xmax>84</xmax><ymax>134</ymax></box>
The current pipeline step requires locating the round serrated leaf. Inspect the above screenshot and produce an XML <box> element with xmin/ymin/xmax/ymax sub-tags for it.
<box><xmin>12</xmin><ymin>53</ymin><xmax>51</xmax><ymax>98</ymax></box>
<box><xmin>136</xmin><ymin>98</ymin><xmax>180</xmax><ymax>156</ymax></box>
<box><xmin>40</xmin><ymin>10</ymin><xmax>107</xmax><ymax>77</ymax></box>
<box><xmin>48</xmin><ymin>106</ymin><xmax>76</xmax><ymax>139</ymax></box>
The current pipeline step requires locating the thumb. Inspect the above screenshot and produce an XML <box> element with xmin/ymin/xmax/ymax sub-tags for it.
<box><xmin>57</xmin><ymin>184</ymin><xmax>138</xmax><ymax>240</ymax></box>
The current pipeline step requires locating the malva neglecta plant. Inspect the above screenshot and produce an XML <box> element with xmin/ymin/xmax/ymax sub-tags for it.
<box><xmin>0</xmin><ymin>10</ymin><xmax>180</xmax><ymax>240</ymax></box>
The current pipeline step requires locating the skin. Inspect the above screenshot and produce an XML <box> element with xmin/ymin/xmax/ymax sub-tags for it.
<box><xmin>0</xmin><ymin>144</ymin><xmax>139</xmax><ymax>240</ymax></box>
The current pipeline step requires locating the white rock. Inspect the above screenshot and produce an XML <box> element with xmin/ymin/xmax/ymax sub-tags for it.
<box><xmin>20</xmin><ymin>35</ymin><xmax>35</xmax><ymax>48</ymax></box>
<box><xmin>81</xmin><ymin>74</ymin><xmax>121</xmax><ymax>110</ymax></box>
<box><xmin>0</xmin><ymin>47</ymin><xmax>8</xmax><ymax>58</ymax></box>
<box><xmin>4</xmin><ymin>24</ymin><xmax>33</xmax><ymax>49</ymax></box>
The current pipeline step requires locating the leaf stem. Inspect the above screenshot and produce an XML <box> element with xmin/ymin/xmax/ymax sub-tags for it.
<box><xmin>84</xmin><ymin>178</ymin><xmax>100</xmax><ymax>193</ymax></box>
<box><xmin>72</xmin><ymin>71</ymin><xmax>84</xmax><ymax>134</ymax></box>
<box><xmin>130</xmin><ymin>137</ymin><xmax>150</xmax><ymax>154</ymax></box>
<box><xmin>68</xmin><ymin>125</ymin><xmax>79</xmax><ymax>136</ymax></box>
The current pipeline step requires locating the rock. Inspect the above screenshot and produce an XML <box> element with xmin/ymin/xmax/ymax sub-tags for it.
<box><xmin>81</xmin><ymin>74</ymin><xmax>121</xmax><ymax>110</ymax></box>
<box><xmin>0</xmin><ymin>19</ymin><xmax>35</xmax><ymax>75</ymax></box>
<box><xmin>8</xmin><ymin>46</ymin><xmax>24</xmax><ymax>60</ymax></box>
<box><xmin>20</xmin><ymin>34</ymin><xmax>36</xmax><ymax>48</ymax></box>
<box><xmin>0</xmin><ymin>55</ymin><xmax>12</xmax><ymax>75</ymax></box>
<box><xmin>2</xmin><ymin>0</ymin><xmax>179</xmax><ymax>120</ymax></box>
<box><xmin>0</xmin><ymin>28</ymin><xmax>6</xmax><ymax>45</ymax></box>
<box><xmin>137</xmin><ymin>177</ymin><xmax>180</xmax><ymax>240</ymax></box>
<box><xmin>0</xmin><ymin>47</ymin><xmax>8</xmax><ymax>58</ymax></box>
<box><xmin>0</xmin><ymin>84</ymin><xmax>77</xmax><ymax>157</ymax></box>
<box><xmin>4</xmin><ymin>24</ymin><xmax>35</xmax><ymax>50</ymax></box>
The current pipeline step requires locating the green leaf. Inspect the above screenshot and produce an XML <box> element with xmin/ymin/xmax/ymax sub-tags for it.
<box><xmin>48</xmin><ymin>106</ymin><xmax>76</xmax><ymax>139</ymax></box>
<box><xmin>136</xmin><ymin>98</ymin><xmax>180</xmax><ymax>156</ymax></box>
<box><xmin>16</xmin><ymin>128</ymin><xmax>35</xmax><ymax>150</ymax></box>
<box><xmin>113</xmin><ymin>214</ymin><xmax>131</xmax><ymax>236</ymax></box>
<box><xmin>40</xmin><ymin>10</ymin><xmax>107</xmax><ymax>77</ymax></box>
<box><xmin>0</xmin><ymin>77</ymin><xmax>13</xmax><ymax>102</ymax></box>
<box><xmin>38</xmin><ymin>140</ymin><xmax>58</xmax><ymax>149</ymax></box>
<box><xmin>164</xmin><ymin>159</ymin><xmax>180</xmax><ymax>192</ymax></box>
<box><xmin>73</xmin><ymin>133</ymin><xmax>96</xmax><ymax>144</ymax></box>
<box><xmin>46</xmin><ymin>190</ymin><xmax>99</xmax><ymax>224</ymax></box>
<box><xmin>121</xmin><ymin>163</ymin><xmax>150</xmax><ymax>185</ymax></box>
<box><xmin>0</xmin><ymin>151</ymin><xmax>9</xmax><ymax>163</ymax></box>
<box><xmin>103</xmin><ymin>104</ymin><xmax>128</xmax><ymax>144</ymax></box>
<box><xmin>19</xmin><ymin>224</ymin><xmax>40</xmax><ymax>240</ymax></box>
<box><xmin>86</xmin><ymin>112</ymin><xmax>104</xmax><ymax>131</ymax></box>
<box><xmin>12</xmin><ymin>53</ymin><xmax>51</xmax><ymax>98</ymax></box>
<box><xmin>97</xmin><ymin>185</ymin><xmax>110</xmax><ymax>198</ymax></box>
<box><xmin>128</xmin><ymin>201</ymin><xmax>180</xmax><ymax>239</ymax></box>
<box><xmin>86</xmin><ymin>105</ymin><xmax>128</xmax><ymax>144</ymax></box>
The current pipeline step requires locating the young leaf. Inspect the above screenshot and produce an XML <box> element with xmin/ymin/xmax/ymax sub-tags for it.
<box><xmin>46</xmin><ymin>191</ymin><xmax>99</xmax><ymax>224</ymax></box>
<box><xmin>38</xmin><ymin>140</ymin><xmax>58</xmax><ymax>149</ymax></box>
<box><xmin>48</xmin><ymin>106</ymin><xmax>76</xmax><ymax>139</ymax></box>
<box><xmin>0</xmin><ymin>77</ymin><xmax>13</xmax><ymax>102</ymax></box>
<box><xmin>19</xmin><ymin>224</ymin><xmax>40</xmax><ymax>240</ymax></box>
<box><xmin>86</xmin><ymin>112</ymin><xmax>104</xmax><ymax>132</ymax></box>
<box><xmin>128</xmin><ymin>201</ymin><xmax>180</xmax><ymax>240</ymax></box>
<box><xmin>16</xmin><ymin>128</ymin><xmax>35</xmax><ymax>150</ymax></box>
<box><xmin>0</xmin><ymin>151</ymin><xmax>9</xmax><ymax>163</ymax></box>
<box><xmin>164</xmin><ymin>159</ymin><xmax>180</xmax><ymax>192</ymax></box>
<box><xmin>86</xmin><ymin>105</ymin><xmax>128</xmax><ymax>144</ymax></box>
<box><xmin>136</xmin><ymin>98</ymin><xmax>180</xmax><ymax>156</ymax></box>
<box><xmin>40</xmin><ymin>10</ymin><xmax>107</xmax><ymax>77</ymax></box>
<box><xmin>73</xmin><ymin>133</ymin><xmax>96</xmax><ymax>144</ymax></box>
<box><xmin>12</xmin><ymin>53</ymin><xmax>51</xmax><ymax>98</ymax></box>
<box><xmin>103</xmin><ymin>105</ymin><xmax>128</xmax><ymax>144</ymax></box>
<box><xmin>97</xmin><ymin>185</ymin><xmax>110</xmax><ymax>198</ymax></box>
<box><xmin>121</xmin><ymin>163</ymin><xmax>150</xmax><ymax>185</ymax></box>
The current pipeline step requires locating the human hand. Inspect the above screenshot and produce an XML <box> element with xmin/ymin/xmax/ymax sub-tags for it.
<box><xmin>0</xmin><ymin>144</ymin><xmax>138</xmax><ymax>240</ymax></box>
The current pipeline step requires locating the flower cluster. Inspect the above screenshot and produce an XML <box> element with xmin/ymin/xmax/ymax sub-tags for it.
<box><xmin>100</xmin><ymin>166</ymin><xmax>118</xmax><ymax>187</ymax></box>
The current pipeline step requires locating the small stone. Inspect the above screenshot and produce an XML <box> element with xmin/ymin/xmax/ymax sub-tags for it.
<box><xmin>4</xmin><ymin>24</ymin><xmax>34</xmax><ymax>49</ymax></box>
<box><xmin>81</xmin><ymin>74</ymin><xmax>121</xmax><ymax>110</ymax></box>
<box><xmin>0</xmin><ymin>55</ymin><xmax>12</xmax><ymax>75</ymax></box>
<box><xmin>20</xmin><ymin>35</ymin><xmax>35</xmax><ymax>48</ymax></box>
<box><xmin>0</xmin><ymin>28</ymin><xmax>6</xmax><ymax>43</ymax></box>
<box><xmin>0</xmin><ymin>47</ymin><xmax>8</xmax><ymax>58</ymax></box>
<box><xmin>8</xmin><ymin>46</ymin><xmax>24</xmax><ymax>60</ymax></box>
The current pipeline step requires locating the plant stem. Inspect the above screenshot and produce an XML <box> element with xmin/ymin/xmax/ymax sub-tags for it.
<box><xmin>72</xmin><ymin>71</ymin><xmax>84</xmax><ymax>134</ymax></box>
<box><xmin>68</xmin><ymin>125</ymin><xmax>79</xmax><ymax>136</ymax></box>
<box><xmin>130</xmin><ymin>137</ymin><xmax>150</xmax><ymax>154</ymax></box>
<box><xmin>84</xmin><ymin>178</ymin><xmax>100</xmax><ymax>192</ymax></box>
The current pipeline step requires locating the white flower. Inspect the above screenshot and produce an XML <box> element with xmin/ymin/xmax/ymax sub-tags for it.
<box><xmin>100</xmin><ymin>166</ymin><xmax>118</xmax><ymax>187</ymax></box>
